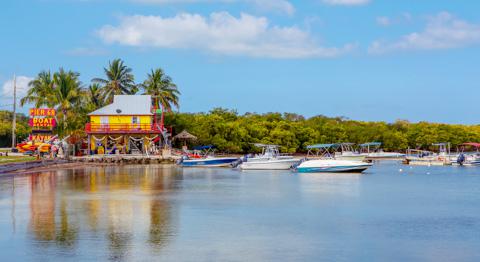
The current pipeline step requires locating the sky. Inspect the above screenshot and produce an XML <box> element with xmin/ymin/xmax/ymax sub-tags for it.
<box><xmin>1</xmin><ymin>0</ymin><xmax>479</xmax><ymax>124</ymax></box>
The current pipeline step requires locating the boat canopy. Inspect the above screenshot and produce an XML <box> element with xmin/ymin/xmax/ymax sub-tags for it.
<box><xmin>338</xmin><ymin>142</ymin><xmax>355</xmax><ymax>146</ymax></box>
<box><xmin>432</xmin><ymin>143</ymin><xmax>450</xmax><ymax>146</ymax></box>
<box><xmin>193</xmin><ymin>145</ymin><xmax>215</xmax><ymax>150</ymax></box>
<box><xmin>253</xmin><ymin>143</ymin><xmax>279</xmax><ymax>148</ymax></box>
<box><xmin>359</xmin><ymin>142</ymin><xmax>382</xmax><ymax>147</ymax></box>
<box><xmin>306</xmin><ymin>143</ymin><xmax>339</xmax><ymax>149</ymax></box>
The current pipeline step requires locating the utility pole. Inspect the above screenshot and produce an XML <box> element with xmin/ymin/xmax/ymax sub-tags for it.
<box><xmin>11</xmin><ymin>74</ymin><xmax>17</xmax><ymax>149</ymax></box>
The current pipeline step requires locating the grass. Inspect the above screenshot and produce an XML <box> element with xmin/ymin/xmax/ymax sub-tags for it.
<box><xmin>0</xmin><ymin>156</ymin><xmax>37</xmax><ymax>164</ymax></box>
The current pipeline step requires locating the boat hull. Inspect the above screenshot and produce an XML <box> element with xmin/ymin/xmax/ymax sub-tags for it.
<box><xmin>181</xmin><ymin>157</ymin><xmax>239</xmax><ymax>167</ymax></box>
<box><xmin>296</xmin><ymin>159</ymin><xmax>372</xmax><ymax>173</ymax></box>
<box><xmin>363</xmin><ymin>152</ymin><xmax>406</xmax><ymax>159</ymax></box>
<box><xmin>239</xmin><ymin>159</ymin><xmax>301</xmax><ymax>170</ymax></box>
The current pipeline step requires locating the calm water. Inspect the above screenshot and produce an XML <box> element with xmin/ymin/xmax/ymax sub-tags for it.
<box><xmin>0</xmin><ymin>162</ymin><xmax>480</xmax><ymax>261</ymax></box>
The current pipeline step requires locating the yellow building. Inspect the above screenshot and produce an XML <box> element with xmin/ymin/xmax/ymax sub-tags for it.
<box><xmin>86</xmin><ymin>95</ymin><xmax>162</xmax><ymax>154</ymax></box>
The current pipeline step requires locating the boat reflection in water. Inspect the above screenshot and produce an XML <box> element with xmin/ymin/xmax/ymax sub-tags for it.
<box><xmin>25</xmin><ymin>165</ymin><xmax>180</xmax><ymax>260</ymax></box>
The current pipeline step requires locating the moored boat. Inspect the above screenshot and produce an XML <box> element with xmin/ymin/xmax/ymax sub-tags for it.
<box><xmin>359</xmin><ymin>142</ymin><xmax>406</xmax><ymax>160</ymax></box>
<box><xmin>181</xmin><ymin>156</ymin><xmax>240</xmax><ymax>167</ymax></box>
<box><xmin>404</xmin><ymin>143</ymin><xmax>452</xmax><ymax>166</ymax></box>
<box><xmin>179</xmin><ymin>145</ymin><xmax>238</xmax><ymax>167</ymax></box>
<box><xmin>451</xmin><ymin>143</ymin><xmax>480</xmax><ymax>166</ymax></box>
<box><xmin>334</xmin><ymin>143</ymin><xmax>366</xmax><ymax>161</ymax></box>
<box><xmin>296</xmin><ymin>144</ymin><xmax>372</xmax><ymax>173</ymax></box>
<box><xmin>296</xmin><ymin>159</ymin><xmax>372</xmax><ymax>173</ymax></box>
<box><xmin>238</xmin><ymin>144</ymin><xmax>301</xmax><ymax>170</ymax></box>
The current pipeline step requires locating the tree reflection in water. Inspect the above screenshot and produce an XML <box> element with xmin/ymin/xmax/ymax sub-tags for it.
<box><xmin>26</xmin><ymin>165</ymin><xmax>180</xmax><ymax>260</ymax></box>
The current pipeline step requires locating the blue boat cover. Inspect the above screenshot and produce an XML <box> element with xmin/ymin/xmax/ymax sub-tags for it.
<box><xmin>193</xmin><ymin>145</ymin><xmax>215</xmax><ymax>150</ymax></box>
<box><xmin>306</xmin><ymin>143</ymin><xmax>339</xmax><ymax>149</ymax></box>
<box><xmin>359</xmin><ymin>142</ymin><xmax>382</xmax><ymax>147</ymax></box>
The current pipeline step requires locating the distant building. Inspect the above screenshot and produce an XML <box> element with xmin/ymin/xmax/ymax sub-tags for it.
<box><xmin>85</xmin><ymin>95</ymin><xmax>163</xmax><ymax>154</ymax></box>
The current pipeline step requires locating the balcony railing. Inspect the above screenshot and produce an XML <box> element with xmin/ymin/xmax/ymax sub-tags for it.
<box><xmin>85</xmin><ymin>123</ymin><xmax>162</xmax><ymax>134</ymax></box>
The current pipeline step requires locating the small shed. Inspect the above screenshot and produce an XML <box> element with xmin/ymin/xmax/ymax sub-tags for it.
<box><xmin>173</xmin><ymin>130</ymin><xmax>197</xmax><ymax>147</ymax></box>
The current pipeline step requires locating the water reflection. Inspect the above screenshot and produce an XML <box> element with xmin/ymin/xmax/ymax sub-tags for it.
<box><xmin>25</xmin><ymin>165</ymin><xmax>180</xmax><ymax>260</ymax></box>
<box><xmin>30</xmin><ymin>173</ymin><xmax>57</xmax><ymax>242</ymax></box>
<box><xmin>2</xmin><ymin>164</ymin><xmax>480</xmax><ymax>261</ymax></box>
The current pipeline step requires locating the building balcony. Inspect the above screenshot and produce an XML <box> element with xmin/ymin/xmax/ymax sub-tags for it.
<box><xmin>85</xmin><ymin>123</ymin><xmax>163</xmax><ymax>134</ymax></box>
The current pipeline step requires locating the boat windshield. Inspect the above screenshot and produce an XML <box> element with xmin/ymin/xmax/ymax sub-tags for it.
<box><xmin>359</xmin><ymin>142</ymin><xmax>382</xmax><ymax>153</ymax></box>
<box><xmin>253</xmin><ymin>144</ymin><xmax>281</xmax><ymax>158</ymax></box>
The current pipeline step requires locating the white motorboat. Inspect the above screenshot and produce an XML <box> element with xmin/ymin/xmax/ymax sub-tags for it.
<box><xmin>359</xmin><ymin>142</ymin><xmax>405</xmax><ymax>159</ymax></box>
<box><xmin>404</xmin><ymin>143</ymin><xmax>452</xmax><ymax>166</ymax></box>
<box><xmin>297</xmin><ymin>144</ymin><xmax>372</xmax><ymax>173</ymax></box>
<box><xmin>296</xmin><ymin>159</ymin><xmax>372</xmax><ymax>173</ymax></box>
<box><xmin>334</xmin><ymin>143</ymin><xmax>366</xmax><ymax>161</ymax></box>
<box><xmin>239</xmin><ymin>144</ymin><xmax>301</xmax><ymax>170</ymax></box>
<box><xmin>451</xmin><ymin>143</ymin><xmax>480</xmax><ymax>166</ymax></box>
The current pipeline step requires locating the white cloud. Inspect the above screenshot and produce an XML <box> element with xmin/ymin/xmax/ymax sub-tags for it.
<box><xmin>130</xmin><ymin>0</ymin><xmax>295</xmax><ymax>15</ymax></box>
<box><xmin>369</xmin><ymin>12</ymin><xmax>480</xmax><ymax>54</ymax></box>
<box><xmin>2</xmin><ymin>76</ymin><xmax>34</xmax><ymax>97</ymax></box>
<box><xmin>376</xmin><ymin>16</ymin><xmax>390</xmax><ymax>27</ymax></box>
<box><xmin>97</xmin><ymin>12</ymin><xmax>355</xmax><ymax>58</ymax></box>
<box><xmin>322</xmin><ymin>0</ymin><xmax>370</xmax><ymax>6</ymax></box>
<box><xmin>376</xmin><ymin>13</ymin><xmax>412</xmax><ymax>27</ymax></box>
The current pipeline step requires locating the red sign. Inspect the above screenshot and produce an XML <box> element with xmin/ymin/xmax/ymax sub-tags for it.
<box><xmin>29</xmin><ymin>134</ymin><xmax>54</xmax><ymax>142</ymax></box>
<box><xmin>29</xmin><ymin>108</ymin><xmax>56</xmax><ymax>117</ymax></box>
<box><xmin>29</xmin><ymin>118</ymin><xmax>56</xmax><ymax>128</ymax></box>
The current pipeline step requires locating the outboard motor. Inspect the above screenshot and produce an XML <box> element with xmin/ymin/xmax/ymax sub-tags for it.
<box><xmin>231</xmin><ymin>157</ymin><xmax>244</xmax><ymax>168</ymax></box>
<box><xmin>176</xmin><ymin>155</ymin><xmax>188</xmax><ymax>165</ymax></box>
<box><xmin>457</xmin><ymin>153</ymin><xmax>466</xmax><ymax>166</ymax></box>
<box><xmin>291</xmin><ymin>158</ymin><xmax>307</xmax><ymax>170</ymax></box>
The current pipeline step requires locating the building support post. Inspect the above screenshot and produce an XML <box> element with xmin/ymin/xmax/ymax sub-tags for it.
<box><xmin>87</xmin><ymin>134</ymin><xmax>91</xmax><ymax>155</ymax></box>
<box><xmin>104</xmin><ymin>136</ymin><xmax>108</xmax><ymax>155</ymax></box>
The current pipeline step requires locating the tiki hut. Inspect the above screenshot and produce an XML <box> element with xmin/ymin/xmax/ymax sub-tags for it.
<box><xmin>173</xmin><ymin>130</ymin><xmax>197</xmax><ymax>148</ymax></box>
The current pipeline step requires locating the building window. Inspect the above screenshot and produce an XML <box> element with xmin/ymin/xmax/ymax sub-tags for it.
<box><xmin>132</xmin><ymin>116</ymin><xmax>139</xmax><ymax>124</ymax></box>
<box><xmin>100</xmin><ymin>116</ymin><xmax>109</xmax><ymax>125</ymax></box>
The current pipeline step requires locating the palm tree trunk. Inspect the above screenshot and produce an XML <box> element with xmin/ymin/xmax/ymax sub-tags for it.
<box><xmin>63</xmin><ymin>110</ymin><xmax>67</xmax><ymax>135</ymax></box>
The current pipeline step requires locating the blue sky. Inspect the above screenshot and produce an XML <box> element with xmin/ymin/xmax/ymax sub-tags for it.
<box><xmin>1</xmin><ymin>0</ymin><xmax>479</xmax><ymax>123</ymax></box>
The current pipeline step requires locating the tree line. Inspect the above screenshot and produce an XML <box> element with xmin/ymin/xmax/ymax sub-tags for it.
<box><xmin>166</xmin><ymin>108</ymin><xmax>480</xmax><ymax>153</ymax></box>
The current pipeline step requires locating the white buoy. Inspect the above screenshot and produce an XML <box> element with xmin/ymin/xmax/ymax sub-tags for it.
<box><xmin>399</xmin><ymin>169</ymin><xmax>403</xmax><ymax>172</ymax></box>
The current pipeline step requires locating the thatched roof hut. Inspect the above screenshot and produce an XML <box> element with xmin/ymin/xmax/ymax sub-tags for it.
<box><xmin>173</xmin><ymin>130</ymin><xmax>197</xmax><ymax>146</ymax></box>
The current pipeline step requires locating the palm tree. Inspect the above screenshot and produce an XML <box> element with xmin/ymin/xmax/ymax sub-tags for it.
<box><xmin>92</xmin><ymin>58</ymin><xmax>137</xmax><ymax>104</ymax></box>
<box><xmin>20</xmin><ymin>71</ymin><xmax>54</xmax><ymax>107</ymax></box>
<box><xmin>86</xmin><ymin>83</ymin><xmax>104</xmax><ymax>110</ymax></box>
<box><xmin>141</xmin><ymin>68</ymin><xmax>180</xmax><ymax>112</ymax></box>
<box><xmin>51</xmin><ymin>69</ymin><xmax>83</xmax><ymax>133</ymax></box>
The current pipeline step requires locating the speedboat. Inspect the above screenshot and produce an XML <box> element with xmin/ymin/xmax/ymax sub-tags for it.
<box><xmin>364</xmin><ymin>152</ymin><xmax>406</xmax><ymax>159</ymax></box>
<box><xmin>297</xmin><ymin>144</ymin><xmax>372</xmax><ymax>173</ymax></box>
<box><xmin>296</xmin><ymin>159</ymin><xmax>372</xmax><ymax>173</ymax></box>
<box><xmin>334</xmin><ymin>143</ymin><xmax>366</xmax><ymax>161</ymax></box>
<box><xmin>179</xmin><ymin>145</ymin><xmax>238</xmax><ymax>167</ymax></box>
<box><xmin>451</xmin><ymin>143</ymin><xmax>480</xmax><ymax>166</ymax></box>
<box><xmin>359</xmin><ymin>142</ymin><xmax>405</xmax><ymax>160</ymax></box>
<box><xmin>404</xmin><ymin>143</ymin><xmax>452</xmax><ymax>166</ymax></box>
<box><xmin>238</xmin><ymin>144</ymin><xmax>301</xmax><ymax>170</ymax></box>
<box><xmin>181</xmin><ymin>156</ymin><xmax>239</xmax><ymax>167</ymax></box>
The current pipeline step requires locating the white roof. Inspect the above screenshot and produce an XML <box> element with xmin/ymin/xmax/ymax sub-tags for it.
<box><xmin>88</xmin><ymin>95</ymin><xmax>153</xmax><ymax>116</ymax></box>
